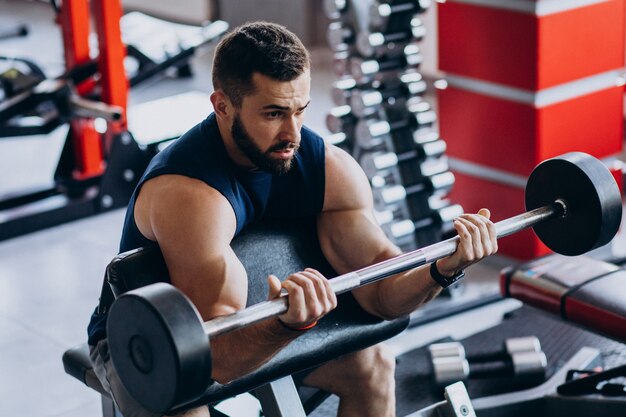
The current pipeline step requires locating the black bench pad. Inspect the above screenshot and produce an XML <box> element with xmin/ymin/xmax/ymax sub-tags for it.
<box><xmin>62</xmin><ymin>343</ymin><xmax>107</xmax><ymax>396</ymax></box>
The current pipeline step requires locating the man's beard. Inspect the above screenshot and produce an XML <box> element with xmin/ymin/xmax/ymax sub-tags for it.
<box><xmin>231</xmin><ymin>114</ymin><xmax>299</xmax><ymax>175</ymax></box>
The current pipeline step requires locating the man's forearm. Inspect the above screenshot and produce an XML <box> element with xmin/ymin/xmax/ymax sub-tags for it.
<box><xmin>209</xmin><ymin>317</ymin><xmax>302</xmax><ymax>383</ymax></box>
<box><xmin>366</xmin><ymin>264</ymin><xmax>443</xmax><ymax>319</ymax></box>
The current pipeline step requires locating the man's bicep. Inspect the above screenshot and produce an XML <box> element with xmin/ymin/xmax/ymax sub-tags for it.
<box><xmin>318</xmin><ymin>209</ymin><xmax>399</xmax><ymax>274</ymax></box>
<box><xmin>319</xmin><ymin>144</ymin><xmax>402</xmax><ymax>314</ymax></box>
<box><xmin>145</xmin><ymin>177</ymin><xmax>248</xmax><ymax>320</ymax></box>
<box><xmin>320</xmin><ymin>144</ymin><xmax>400</xmax><ymax>273</ymax></box>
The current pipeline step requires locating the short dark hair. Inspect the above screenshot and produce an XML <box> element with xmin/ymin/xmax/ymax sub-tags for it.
<box><xmin>212</xmin><ymin>22</ymin><xmax>311</xmax><ymax>107</ymax></box>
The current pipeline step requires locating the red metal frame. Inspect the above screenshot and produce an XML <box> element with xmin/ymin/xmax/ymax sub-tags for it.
<box><xmin>91</xmin><ymin>0</ymin><xmax>128</xmax><ymax>129</ymax></box>
<box><xmin>58</xmin><ymin>0</ymin><xmax>129</xmax><ymax>180</ymax></box>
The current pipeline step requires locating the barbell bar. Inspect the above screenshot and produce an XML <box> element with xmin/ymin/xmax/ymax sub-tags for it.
<box><xmin>107</xmin><ymin>152</ymin><xmax>622</xmax><ymax>413</ymax></box>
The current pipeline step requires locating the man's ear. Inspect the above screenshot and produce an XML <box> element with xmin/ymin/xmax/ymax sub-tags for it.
<box><xmin>211</xmin><ymin>91</ymin><xmax>232</xmax><ymax>120</ymax></box>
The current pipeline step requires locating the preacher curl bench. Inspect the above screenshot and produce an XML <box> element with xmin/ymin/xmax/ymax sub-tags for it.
<box><xmin>63</xmin><ymin>218</ymin><xmax>410</xmax><ymax>416</ymax></box>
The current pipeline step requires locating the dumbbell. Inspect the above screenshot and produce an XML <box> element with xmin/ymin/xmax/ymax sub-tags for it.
<box><xmin>429</xmin><ymin>337</ymin><xmax>546</xmax><ymax>385</ymax></box>
<box><xmin>351</xmin><ymin>44</ymin><xmax>422</xmax><ymax>82</ymax></box>
<box><xmin>372</xmin><ymin>170</ymin><xmax>454</xmax><ymax>211</ymax></box>
<box><xmin>361</xmin><ymin>140</ymin><xmax>447</xmax><ymax>179</ymax></box>
<box><xmin>355</xmin><ymin>101</ymin><xmax>437</xmax><ymax>149</ymax></box>
<box><xmin>360</xmin><ymin>125</ymin><xmax>440</xmax><ymax>155</ymax></box>
<box><xmin>351</xmin><ymin>72</ymin><xmax>427</xmax><ymax>117</ymax></box>
<box><xmin>324</xmin><ymin>0</ymin><xmax>348</xmax><ymax>19</ymax></box>
<box><xmin>370</xmin><ymin>155</ymin><xmax>450</xmax><ymax>195</ymax></box>
<box><xmin>327</xmin><ymin>21</ymin><xmax>356</xmax><ymax>52</ymax></box>
<box><xmin>380</xmin><ymin>203</ymin><xmax>463</xmax><ymax>244</ymax></box>
<box><xmin>331</xmin><ymin>78</ymin><xmax>358</xmax><ymax>106</ymax></box>
<box><xmin>432</xmin><ymin>351</ymin><xmax>547</xmax><ymax>386</ymax></box>
<box><xmin>429</xmin><ymin>337</ymin><xmax>543</xmax><ymax>364</ymax></box>
<box><xmin>326</xmin><ymin>105</ymin><xmax>357</xmax><ymax>134</ymax></box>
<box><xmin>357</xmin><ymin>17</ymin><xmax>426</xmax><ymax>58</ymax></box>
<box><xmin>333</xmin><ymin>51</ymin><xmax>351</xmax><ymax>77</ymax></box>
<box><xmin>325</xmin><ymin>132</ymin><xmax>353</xmax><ymax>153</ymax></box>
<box><xmin>369</xmin><ymin>0</ymin><xmax>431</xmax><ymax>32</ymax></box>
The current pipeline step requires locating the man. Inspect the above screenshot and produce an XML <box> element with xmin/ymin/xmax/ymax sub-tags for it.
<box><xmin>87</xmin><ymin>22</ymin><xmax>498</xmax><ymax>417</ymax></box>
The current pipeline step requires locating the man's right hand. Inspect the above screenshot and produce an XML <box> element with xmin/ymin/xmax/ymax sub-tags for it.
<box><xmin>267</xmin><ymin>268</ymin><xmax>338</xmax><ymax>329</ymax></box>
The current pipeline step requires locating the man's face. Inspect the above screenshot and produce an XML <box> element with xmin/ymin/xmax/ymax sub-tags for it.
<box><xmin>230</xmin><ymin>70</ymin><xmax>311</xmax><ymax>175</ymax></box>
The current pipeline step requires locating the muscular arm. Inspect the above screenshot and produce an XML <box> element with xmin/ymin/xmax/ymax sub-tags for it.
<box><xmin>135</xmin><ymin>175</ymin><xmax>306</xmax><ymax>383</ymax></box>
<box><xmin>318</xmin><ymin>145</ymin><xmax>497</xmax><ymax>320</ymax></box>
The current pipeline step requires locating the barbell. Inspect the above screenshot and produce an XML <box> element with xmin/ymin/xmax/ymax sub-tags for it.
<box><xmin>107</xmin><ymin>152</ymin><xmax>622</xmax><ymax>413</ymax></box>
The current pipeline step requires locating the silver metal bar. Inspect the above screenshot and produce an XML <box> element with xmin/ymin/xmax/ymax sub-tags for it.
<box><xmin>253</xmin><ymin>376</ymin><xmax>307</xmax><ymax>417</ymax></box>
<box><xmin>70</xmin><ymin>95</ymin><xmax>123</xmax><ymax>121</ymax></box>
<box><xmin>203</xmin><ymin>203</ymin><xmax>562</xmax><ymax>338</ymax></box>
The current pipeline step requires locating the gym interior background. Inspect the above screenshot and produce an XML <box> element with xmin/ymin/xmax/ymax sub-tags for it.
<box><xmin>0</xmin><ymin>0</ymin><xmax>625</xmax><ymax>416</ymax></box>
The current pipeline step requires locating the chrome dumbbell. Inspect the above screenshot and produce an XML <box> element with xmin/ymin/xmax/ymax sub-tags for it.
<box><xmin>351</xmin><ymin>44</ymin><xmax>422</xmax><ymax>82</ymax></box>
<box><xmin>331</xmin><ymin>78</ymin><xmax>358</xmax><ymax>107</ymax></box>
<box><xmin>429</xmin><ymin>337</ymin><xmax>547</xmax><ymax>387</ymax></box>
<box><xmin>325</xmin><ymin>132</ymin><xmax>353</xmax><ymax>153</ymax></box>
<box><xmin>327</xmin><ymin>21</ymin><xmax>356</xmax><ymax>52</ymax></box>
<box><xmin>366</xmin><ymin>153</ymin><xmax>449</xmax><ymax>188</ymax></box>
<box><xmin>369</xmin><ymin>0</ymin><xmax>431</xmax><ymax>32</ymax></box>
<box><xmin>326</xmin><ymin>105</ymin><xmax>357</xmax><ymax>134</ymax></box>
<box><xmin>355</xmin><ymin>99</ymin><xmax>436</xmax><ymax>148</ymax></box>
<box><xmin>357</xmin><ymin>16</ymin><xmax>426</xmax><ymax>58</ymax></box>
<box><xmin>361</xmin><ymin>140</ymin><xmax>447</xmax><ymax>179</ymax></box>
<box><xmin>324</xmin><ymin>0</ymin><xmax>349</xmax><ymax>19</ymax></box>
<box><xmin>333</xmin><ymin>51</ymin><xmax>351</xmax><ymax>77</ymax></box>
<box><xmin>372</xmin><ymin>170</ymin><xmax>454</xmax><ymax>211</ymax></box>
<box><xmin>429</xmin><ymin>337</ymin><xmax>544</xmax><ymax>364</ymax></box>
<box><xmin>350</xmin><ymin>71</ymin><xmax>427</xmax><ymax>117</ymax></box>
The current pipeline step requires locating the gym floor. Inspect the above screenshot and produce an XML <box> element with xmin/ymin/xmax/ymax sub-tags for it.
<box><xmin>1</xmin><ymin>1</ymin><xmax>625</xmax><ymax>417</ymax></box>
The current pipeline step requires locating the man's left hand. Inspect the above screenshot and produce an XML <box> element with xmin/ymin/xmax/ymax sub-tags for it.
<box><xmin>435</xmin><ymin>208</ymin><xmax>498</xmax><ymax>277</ymax></box>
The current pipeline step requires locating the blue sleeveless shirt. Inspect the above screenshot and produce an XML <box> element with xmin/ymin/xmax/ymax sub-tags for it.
<box><xmin>87</xmin><ymin>113</ymin><xmax>325</xmax><ymax>344</ymax></box>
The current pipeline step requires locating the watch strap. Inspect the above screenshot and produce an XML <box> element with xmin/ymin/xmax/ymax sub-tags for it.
<box><xmin>430</xmin><ymin>261</ymin><xmax>465</xmax><ymax>288</ymax></box>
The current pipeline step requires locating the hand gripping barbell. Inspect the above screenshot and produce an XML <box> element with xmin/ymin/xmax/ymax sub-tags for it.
<box><xmin>107</xmin><ymin>152</ymin><xmax>622</xmax><ymax>413</ymax></box>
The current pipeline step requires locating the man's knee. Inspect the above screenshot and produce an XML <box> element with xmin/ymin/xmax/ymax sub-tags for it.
<box><xmin>345</xmin><ymin>344</ymin><xmax>396</xmax><ymax>391</ymax></box>
<box><xmin>167</xmin><ymin>406</ymin><xmax>211</xmax><ymax>417</ymax></box>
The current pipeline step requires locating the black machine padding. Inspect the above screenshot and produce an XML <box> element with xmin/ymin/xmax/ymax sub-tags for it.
<box><xmin>565</xmin><ymin>270</ymin><xmax>626</xmax><ymax>318</ymax></box>
<box><xmin>62</xmin><ymin>343</ymin><xmax>107</xmax><ymax>396</ymax></box>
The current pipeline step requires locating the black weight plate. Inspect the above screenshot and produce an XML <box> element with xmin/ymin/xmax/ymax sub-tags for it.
<box><xmin>107</xmin><ymin>283</ymin><xmax>212</xmax><ymax>414</ymax></box>
<box><xmin>525</xmin><ymin>152</ymin><xmax>622</xmax><ymax>256</ymax></box>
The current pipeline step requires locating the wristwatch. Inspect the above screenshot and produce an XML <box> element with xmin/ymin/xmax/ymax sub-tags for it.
<box><xmin>430</xmin><ymin>261</ymin><xmax>465</xmax><ymax>288</ymax></box>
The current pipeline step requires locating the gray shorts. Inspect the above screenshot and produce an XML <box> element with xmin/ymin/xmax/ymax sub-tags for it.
<box><xmin>90</xmin><ymin>339</ymin><xmax>162</xmax><ymax>417</ymax></box>
<box><xmin>90</xmin><ymin>339</ymin><xmax>313</xmax><ymax>416</ymax></box>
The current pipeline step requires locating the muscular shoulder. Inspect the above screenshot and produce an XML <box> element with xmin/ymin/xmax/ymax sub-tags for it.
<box><xmin>323</xmin><ymin>143</ymin><xmax>373</xmax><ymax>212</ymax></box>
<box><xmin>135</xmin><ymin>174</ymin><xmax>236</xmax><ymax>249</ymax></box>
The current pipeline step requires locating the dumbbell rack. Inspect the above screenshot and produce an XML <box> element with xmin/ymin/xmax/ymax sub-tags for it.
<box><xmin>323</xmin><ymin>0</ymin><xmax>460</xmax><ymax>252</ymax></box>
